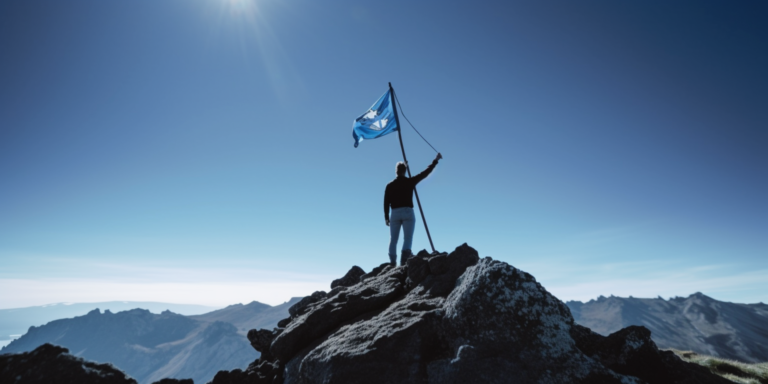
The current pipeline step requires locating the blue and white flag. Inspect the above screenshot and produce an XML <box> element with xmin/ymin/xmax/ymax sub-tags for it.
<box><xmin>352</xmin><ymin>89</ymin><xmax>398</xmax><ymax>148</ymax></box>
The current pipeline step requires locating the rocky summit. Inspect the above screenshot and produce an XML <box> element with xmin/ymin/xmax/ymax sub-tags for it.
<box><xmin>0</xmin><ymin>344</ymin><xmax>138</xmax><ymax>384</ymax></box>
<box><xmin>0</xmin><ymin>343</ymin><xmax>191</xmax><ymax>384</ymax></box>
<box><xmin>210</xmin><ymin>244</ymin><xmax>730</xmax><ymax>384</ymax></box>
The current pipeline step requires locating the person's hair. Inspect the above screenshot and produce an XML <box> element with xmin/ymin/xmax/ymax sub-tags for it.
<box><xmin>396</xmin><ymin>161</ymin><xmax>407</xmax><ymax>176</ymax></box>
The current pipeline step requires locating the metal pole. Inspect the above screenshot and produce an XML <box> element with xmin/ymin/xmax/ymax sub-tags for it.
<box><xmin>389</xmin><ymin>82</ymin><xmax>436</xmax><ymax>253</ymax></box>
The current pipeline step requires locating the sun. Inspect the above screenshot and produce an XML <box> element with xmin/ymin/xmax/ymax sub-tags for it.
<box><xmin>225</xmin><ymin>0</ymin><xmax>255</xmax><ymax>14</ymax></box>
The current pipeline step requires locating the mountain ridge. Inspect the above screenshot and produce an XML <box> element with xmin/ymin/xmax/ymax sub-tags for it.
<box><xmin>191</xmin><ymin>298</ymin><xmax>301</xmax><ymax>336</ymax></box>
<box><xmin>0</xmin><ymin>299</ymin><xmax>297</xmax><ymax>384</ymax></box>
<box><xmin>0</xmin><ymin>301</ymin><xmax>220</xmax><ymax>343</ymax></box>
<box><xmin>566</xmin><ymin>292</ymin><xmax>768</xmax><ymax>363</ymax></box>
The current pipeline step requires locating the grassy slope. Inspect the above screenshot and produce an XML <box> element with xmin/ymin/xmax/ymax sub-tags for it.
<box><xmin>668</xmin><ymin>349</ymin><xmax>768</xmax><ymax>384</ymax></box>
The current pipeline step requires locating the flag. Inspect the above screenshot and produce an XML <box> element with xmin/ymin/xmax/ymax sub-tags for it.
<box><xmin>352</xmin><ymin>89</ymin><xmax>398</xmax><ymax>148</ymax></box>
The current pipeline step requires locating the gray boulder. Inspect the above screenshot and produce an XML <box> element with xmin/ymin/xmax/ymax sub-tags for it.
<box><xmin>410</xmin><ymin>243</ymin><xmax>478</xmax><ymax>296</ymax></box>
<box><xmin>330</xmin><ymin>266</ymin><xmax>366</xmax><ymax>289</ymax></box>
<box><xmin>287</xmin><ymin>291</ymin><xmax>327</xmax><ymax>318</ymax></box>
<box><xmin>247</xmin><ymin>328</ymin><xmax>280</xmax><ymax>362</ymax></box>
<box><xmin>271</xmin><ymin>265</ymin><xmax>406</xmax><ymax>362</ymax></box>
<box><xmin>284</xmin><ymin>291</ymin><xmax>445</xmax><ymax>383</ymax></box>
<box><xmin>359</xmin><ymin>262</ymin><xmax>392</xmax><ymax>282</ymax></box>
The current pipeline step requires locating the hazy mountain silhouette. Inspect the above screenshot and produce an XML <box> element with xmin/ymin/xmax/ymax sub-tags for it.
<box><xmin>0</xmin><ymin>301</ymin><xmax>218</xmax><ymax>342</ymax></box>
<box><xmin>0</xmin><ymin>299</ymin><xmax>298</xmax><ymax>384</ymax></box>
<box><xmin>566</xmin><ymin>292</ymin><xmax>768</xmax><ymax>363</ymax></box>
<box><xmin>190</xmin><ymin>299</ymin><xmax>300</xmax><ymax>337</ymax></box>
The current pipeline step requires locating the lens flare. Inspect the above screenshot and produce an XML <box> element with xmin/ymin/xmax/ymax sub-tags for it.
<box><xmin>226</xmin><ymin>0</ymin><xmax>255</xmax><ymax>15</ymax></box>
<box><xmin>211</xmin><ymin>0</ymin><xmax>301</xmax><ymax>102</ymax></box>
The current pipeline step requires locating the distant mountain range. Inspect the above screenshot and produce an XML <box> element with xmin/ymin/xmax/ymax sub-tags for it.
<box><xmin>0</xmin><ymin>301</ymin><xmax>219</xmax><ymax>342</ymax></box>
<box><xmin>0</xmin><ymin>299</ymin><xmax>300</xmax><ymax>384</ymax></box>
<box><xmin>190</xmin><ymin>300</ymin><xmax>292</xmax><ymax>337</ymax></box>
<box><xmin>3</xmin><ymin>292</ymin><xmax>766</xmax><ymax>383</ymax></box>
<box><xmin>566</xmin><ymin>292</ymin><xmax>768</xmax><ymax>363</ymax></box>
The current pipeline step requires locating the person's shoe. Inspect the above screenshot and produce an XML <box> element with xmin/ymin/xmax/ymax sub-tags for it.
<box><xmin>400</xmin><ymin>249</ymin><xmax>413</xmax><ymax>266</ymax></box>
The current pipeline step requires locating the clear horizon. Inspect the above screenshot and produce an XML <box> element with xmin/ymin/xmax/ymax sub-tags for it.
<box><xmin>1</xmin><ymin>1</ymin><xmax>766</xmax><ymax>308</ymax></box>
<box><xmin>2</xmin><ymin>288</ymin><xmax>766</xmax><ymax>312</ymax></box>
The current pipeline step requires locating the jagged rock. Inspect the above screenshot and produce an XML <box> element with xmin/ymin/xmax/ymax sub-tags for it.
<box><xmin>281</xmin><ymin>245</ymin><xmax>487</xmax><ymax>383</ymax></box>
<box><xmin>247</xmin><ymin>328</ymin><xmax>280</xmax><ymax>361</ymax></box>
<box><xmin>330</xmin><ymin>266</ymin><xmax>365</xmax><ymax>289</ymax></box>
<box><xmin>151</xmin><ymin>379</ymin><xmax>194</xmax><ymax>384</ymax></box>
<box><xmin>271</xmin><ymin>265</ymin><xmax>406</xmax><ymax>362</ymax></box>
<box><xmin>570</xmin><ymin>325</ymin><xmax>732</xmax><ymax>384</ymax></box>
<box><xmin>210</xmin><ymin>359</ymin><xmax>283</xmax><ymax>384</ymax></box>
<box><xmin>0</xmin><ymin>343</ymin><xmax>137</xmax><ymax>384</ymax></box>
<box><xmin>214</xmin><ymin>243</ymin><xmax>734</xmax><ymax>384</ymax></box>
<box><xmin>426</xmin><ymin>253</ymin><xmax>450</xmax><ymax>274</ymax></box>
<box><xmin>276</xmin><ymin>317</ymin><xmax>291</xmax><ymax>328</ymax></box>
<box><xmin>359</xmin><ymin>263</ymin><xmax>392</xmax><ymax>282</ymax></box>
<box><xmin>415</xmin><ymin>249</ymin><xmax>431</xmax><ymax>258</ymax></box>
<box><xmin>277</xmin><ymin>291</ymin><xmax>333</xmax><ymax>336</ymax></box>
<box><xmin>405</xmin><ymin>253</ymin><xmax>430</xmax><ymax>287</ymax></box>
<box><xmin>418</xmin><ymin>243</ymin><xmax>478</xmax><ymax>296</ymax></box>
<box><xmin>210</xmin><ymin>368</ymin><xmax>249</xmax><ymax>384</ymax></box>
<box><xmin>325</xmin><ymin>285</ymin><xmax>347</xmax><ymax>298</ymax></box>
<box><xmin>287</xmin><ymin>291</ymin><xmax>327</xmax><ymax>318</ymax></box>
<box><xmin>284</xmin><ymin>290</ymin><xmax>445</xmax><ymax>383</ymax></box>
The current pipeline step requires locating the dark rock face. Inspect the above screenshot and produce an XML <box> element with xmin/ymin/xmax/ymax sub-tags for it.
<box><xmin>211</xmin><ymin>243</ymin><xmax>734</xmax><ymax>384</ymax></box>
<box><xmin>209</xmin><ymin>359</ymin><xmax>283</xmax><ymax>384</ymax></box>
<box><xmin>570</xmin><ymin>325</ymin><xmax>732</xmax><ymax>384</ymax></box>
<box><xmin>287</xmin><ymin>291</ymin><xmax>327</xmax><ymax>318</ymax></box>
<box><xmin>330</xmin><ymin>266</ymin><xmax>365</xmax><ymax>289</ymax></box>
<box><xmin>0</xmin><ymin>343</ymin><xmax>138</xmax><ymax>384</ymax></box>
<box><xmin>285</xmin><ymin>290</ymin><xmax>445</xmax><ymax>383</ymax></box>
<box><xmin>247</xmin><ymin>328</ymin><xmax>279</xmax><ymax>362</ymax></box>
<box><xmin>359</xmin><ymin>262</ymin><xmax>391</xmax><ymax>282</ymax></box>
<box><xmin>410</xmin><ymin>243</ymin><xmax>478</xmax><ymax>296</ymax></box>
<box><xmin>151</xmin><ymin>379</ymin><xmax>194</xmax><ymax>384</ymax></box>
<box><xmin>272</xmin><ymin>264</ymin><xmax>407</xmax><ymax>362</ymax></box>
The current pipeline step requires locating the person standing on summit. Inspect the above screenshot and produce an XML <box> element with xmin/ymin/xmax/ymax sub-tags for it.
<box><xmin>385</xmin><ymin>153</ymin><xmax>442</xmax><ymax>266</ymax></box>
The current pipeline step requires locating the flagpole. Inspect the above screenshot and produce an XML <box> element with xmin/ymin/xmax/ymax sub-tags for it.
<box><xmin>389</xmin><ymin>82</ymin><xmax>437</xmax><ymax>254</ymax></box>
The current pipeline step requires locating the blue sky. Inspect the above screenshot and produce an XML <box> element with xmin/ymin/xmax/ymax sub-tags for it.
<box><xmin>1</xmin><ymin>0</ymin><xmax>766</xmax><ymax>308</ymax></box>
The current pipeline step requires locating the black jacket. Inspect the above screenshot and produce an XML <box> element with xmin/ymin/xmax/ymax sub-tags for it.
<box><xmin>384</xmin><ymin>160</ymin><xmax>438</xmax><ymax>221</ymax></box>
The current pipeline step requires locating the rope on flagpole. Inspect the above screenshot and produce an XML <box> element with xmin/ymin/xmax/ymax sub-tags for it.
<box><xmin>393</xmin><ymin>92</ymin><xmax>439</xmax><ymax>154</ymax></box>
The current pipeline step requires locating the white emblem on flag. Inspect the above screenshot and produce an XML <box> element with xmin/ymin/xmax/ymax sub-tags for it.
<box><xmin>362</xmin><ymin>109</ymin><xmax>388</xmax><ymax>131</ymax></box>
<box><xmin>363</xmin><ymin>110</ymin><xmax>378</xmax><ymax>120</ymax></box>
<box><xmin>371</xmin><ymin>118</ymin><xmax>388</xmax><ymax>131</ymax></box>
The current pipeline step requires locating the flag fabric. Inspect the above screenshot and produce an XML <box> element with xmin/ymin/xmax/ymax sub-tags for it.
<box><xmin>352</xmin><ymin>89</ymin><xmax>399</xmax><ymax>148</ymax></box>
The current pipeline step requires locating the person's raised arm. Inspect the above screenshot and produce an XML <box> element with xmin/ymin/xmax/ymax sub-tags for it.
<box><xmin>411</xmin><ymin>153</ymin><xmax>442</xmax><ymax>185</ymax></box>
